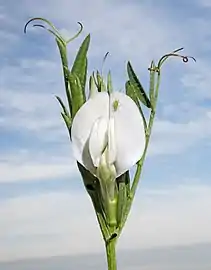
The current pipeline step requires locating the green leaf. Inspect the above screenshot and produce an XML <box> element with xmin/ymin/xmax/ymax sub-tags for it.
<box><xmin>68</xmin><ymin>72</ymin><xmax>85</xmax><ymax>118</ymax></box>
<box><xmin>88</xmin><ymin>73</ymin><xmax>97</xmax><ymax>98</ymax></box>
<box><xmin>77</xmin><ymin>162</ymin><xmax>111</xmax><ymax>240</ymax></box>
<box><xmin>71</xmin><ymin>34</ymin><xmax>90</xmax><ymax>97</ymax></box>
<box><xmin>127</xmin><ymin>61</ymin><xmax>151</xmax><ymax>108</ymax></box>
<box><xmin>61</xmin><ymin>112</ymin><xmax>71</xmax><ymax>129</ymax></box>
<box><xmin>96</xmin><ymin>71</ymin><xmax>101</xmax><ymax>91</ymax></box>
<box><xmin>107</xmin><ymin>70</ymin><xmax>113</xmax><ymax>93</ymax></box>
<box><xmin>116</xmin><ymin>171</ymin><xmax>130</xmax><ymax>226</ymax></box>
<box><xmin>126</xmin><ymin>80</ymin><xmax>147</xmax><ymax>131</ymax></box>
<box><xmin>96</xmin><ymin>70</ymin><xmax>106</xmax><ymax>92</ymax></box>
<box><xmin>55</xmin><ymin>96</ymin><xmax>69</xmax><ymax>116</ymax></box>
<box><xmin>56</xmin><ymin>38</ymin><xmax>72</xmax><ymax>114</ymax></box>
<box><xmin>56</xmin><ymin>96</ymin><xmax>72</xmax><ymax>130</ymax></box>
<box><xmin>149</xmin><ymin>60</ymin><xmax>156</xmax><ymax>108</ymax></box>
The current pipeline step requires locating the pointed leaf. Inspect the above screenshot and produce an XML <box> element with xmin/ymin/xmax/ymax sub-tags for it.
<box><xmin>55</xmin><ymin>96</ymin><xmax>70</xmax><ymax>116</ymax></box>
<box><xmin>117</xmin><ymin>179</ymin><xmax>127</xmax><ymax>226</ymax></box>
<box><xmin>125</xmin><ymin>80</ymin><xmax>147</xmax><ymax>131</ymax></box>
<box><xmin>96</xmin><ymin>70</ymin><xmax>101</xmax><ymax>91</ymax></box>
<box><xmin>61</xmin><ymin>112</ymin><xmax>72</xmax><ymax>129</ymax></box>
<box><xmin>56</xmin><ymin>96</ymin><xmax>72</xmax><ymax>130</ymax></box>
<box><xmin>107</xmin><ymin>70</ymin><xmax>113</xmax><ymax>93</ymax></box>
<box><xmin>127</xmin><ymin>61</ymin><xmax>151</xmax><ymax>108</ymax></box>
<box><xmin>71</xmin><ymin>34</ymin><xmax>90</xmax><ymax>96</ymax></box>
<box><xmin>88</xmin><ymin>73</ymin><xmax>97</xmax><ymax>98</ymax></box>
<box><xmin>96</xmin><ymin>70</ymin><xmax>106</xmax><ymax>92</ymax></box>
<box><xmin>116</xmin><ymin>171</ymin><xmax>130</xmax><ymax>226</ymax></box>
<box><xmin>68</xmin><ymin>72</ymin><xmax>85</xmax><ymax>118</ymax></box>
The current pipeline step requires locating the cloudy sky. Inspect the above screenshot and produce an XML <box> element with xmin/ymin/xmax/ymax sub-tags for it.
<box><xmin>0</xmin><ymin>0</ymin><xmax>211</xmax><ymax>268</ymax></box>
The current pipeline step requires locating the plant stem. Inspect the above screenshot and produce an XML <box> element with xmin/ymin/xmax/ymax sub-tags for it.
<box><xmin>105</xmin><ymin>239</ymin><xmax>117</xmax><ymax>270</ymax></box>
<box><xmin>118</xmin><ymin>72</ymin><xmax>161</xmax><ymax>236</ymax></box>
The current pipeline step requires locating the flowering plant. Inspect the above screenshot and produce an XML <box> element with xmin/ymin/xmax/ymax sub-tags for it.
<box><xmin>25</xmin><ymin>18</ymin><xmax>194</xmax><ymax>270</ymax></box>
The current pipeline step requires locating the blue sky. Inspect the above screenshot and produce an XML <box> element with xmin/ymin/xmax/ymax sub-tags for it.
<box><xmin>0</xmin><ymin>0</ymin><xmax>211</xmax><ymax>264</ymax></box>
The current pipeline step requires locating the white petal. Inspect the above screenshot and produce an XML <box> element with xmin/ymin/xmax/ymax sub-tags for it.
<box><xmin>71</xmin><ymin>92</ymin><xmax>109</xmax><ymax>171</ymax></box>
<box><xmin>89</xmin><ymin>117</ymin><xmax>108</xmax><ymax>167</ymax></box>
<box><xmin>107</xmin><ymin>117</ymin><xmax>116</xmax><ymax>165</ymax></box>
<box><xmin>110</xmin><ymin>92</ymin><xmax>146</xmax><ymax>176</ymax></box>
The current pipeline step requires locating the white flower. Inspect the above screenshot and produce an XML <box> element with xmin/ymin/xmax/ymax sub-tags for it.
<box><xmin>71</xmin><ymin>91</ymin><xmax>146</xmax><ymax>178</ymax></box>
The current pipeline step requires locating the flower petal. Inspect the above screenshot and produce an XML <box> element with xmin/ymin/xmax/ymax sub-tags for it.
<box><xmin>89</xmin><ymin>117</ymin><xmax>108</xmax><ymax>167</ymax></box>
<box><xmin>71</xmin><ymin>92</ymin><xmax>109</xmax><ymax>171</ymax></box>
<box><xmin>107</xmin><ymin>117</ymin><xmax>116</xmax><ymax>165</ymax></box>
<box><xmin>110</xmin><ymin>92</ymin><xmax>146</xmax><ymax>176</ymax></box>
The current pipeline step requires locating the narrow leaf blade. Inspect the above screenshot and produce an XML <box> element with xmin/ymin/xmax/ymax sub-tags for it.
<box><xmin>55</xmin><ymin>96</ymin><xmax>69</xmax><ymax>116</ymax></box>
<box><xmin>107</xmin><ymin>70</ymin><xmax>113</xmax><ymax>93</ymax></box>
<box><xmin>116</xmin><ymin>171</ymin><xmax>130</xmax><ymax>226</ymax></box>
<box><xmin>71</xmin><ymin>34</ymin><xmax>90</xmax><ymax>97</ymax></box>
<box><xmin>126</xmin><ymin>80</ymin><xmax>147</xmax><ymax>131</ymax></box>
<box><xmin>88</xmin><ymin>74</ymin><xmax>97</xmax><ymax>98</ymax></box>
<box><xmin>61</xmin><ymin>112</ymin><xmax>71</xmax><ymax>129</ymax></box>
<box><xmin>68</xmin><ymin>72</ymin><xmax>85</xmax><ymax>118</ymax></box>
<box><xmin>127</xmin><ymin>61</ymin><xmax>151</xmax><ymax>108</ymax></box>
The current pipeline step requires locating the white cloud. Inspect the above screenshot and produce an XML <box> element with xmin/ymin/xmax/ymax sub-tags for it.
<box><xmin>147</xmin><ymin>108</ymin><xmax>211</xmax><ymax>156</ymax></box>
<box><xmin>0</xmin><ymin>191</ymin><xmax>103</xmax><ymax>261</ymax></box>
<box><xmin>0</xmin><ymin>183</ymin><xmax>211</xmax><ymax>261</ymax></box>
<box><xmin>181</xmin><ymin>59</ymin><xmax>211</xmax><ymax>99</ymax></box>
<box><xmin>0</xmin><ymin>93</ymin><xmax>65</xmax><ymax>137</ymax></box>
<box><xmin>0</xmin><ymin>57</ymin><xmax>68</xmax><ymax>141</ymax></box>
<box><xmin>120</xmin><ymin>184</ymin><xmax>211</xmax><ymax>249</ymax></box>
<box><xmin>197</xmin><ymin>0</ymin><xmax>211</xmax><ymax>7</ymax></box>
<box><xmin>0</xmin><ymin>161</ymin><xmax>77</xmax><ymax>183</ymax></box>
<box><xmin>0</xmin><ymin>149</ymin><xmax>78</xmax><ymax>183</ymax></box>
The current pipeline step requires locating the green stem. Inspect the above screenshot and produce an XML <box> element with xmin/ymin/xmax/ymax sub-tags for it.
<box><xmin>105</xmin><ymin>239</ymin><xmax>117</xmax><ymax>270</ymax></box>
<box><xmin>118</xmin><ymin>72</ymin><xmax>161</xmax><ymax>235</ymax></box>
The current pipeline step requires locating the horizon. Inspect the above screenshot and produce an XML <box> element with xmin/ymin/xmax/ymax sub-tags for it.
<box><xmin>1</xmin><ymin>243</ymin><xmax>211</xmax><ymax>269</ymax></box>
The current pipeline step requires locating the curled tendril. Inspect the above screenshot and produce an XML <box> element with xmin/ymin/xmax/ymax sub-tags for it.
<box><xmin>24</xmin><ymin>17</ymin><xmax>83</xmax><ymax>44</ymax></box>
<box><xmin>149</xmin><ymin>48</ymin><xmax>196</xmax><ymax>73</ymax></box>
<box><xmin>182</xmin><ymin>57</ymin><xmax>189</xmax><ymax>63</ymax></box>
<box><xmin>24</xmin><ymin>17</ymin><xmax>62</xmax><ymax>35</ymax></box>
<box><xmin>158</xmin><ymin>48</ymin><xmax>196</xmax><ymax>70</ymax></box>
<box><xmin>66</xmin><ymin>22</ymin><xmax>83</xmax><ymax>43</ymax></box>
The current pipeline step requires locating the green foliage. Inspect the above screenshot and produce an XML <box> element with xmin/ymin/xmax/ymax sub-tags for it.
<box><xmin>127</xmin><ymin>61</ymin><xmax>152</xmax><ymax>108</ymax></box>
<box><xmin>56</xmin><ymin>38</ymin><xmax>72</xmax><ymax>113</ymax></box>
<box><xmin>71</xmin><ymin>34</ymin><xmax>90</xmax><ymax>97</ymax></box>
<box><xmin>95</xmin><ymin>70</ymin><xmax>106</xmax><ymax>92</ymax></box>
<box><xmin>107</xmin><ymin>70</ymin><xmax>113</xmax><ymax>93</ymax></box>
<box><xmin>77</xmin><ymin>162</ymin><xmax>111</xmax><ymax>241</ymax></box>
<box><xmin>125</xmin><ymin>80</ymin><xmax>147</xmax><ymax>131</ymax></box>
<box><xmin>67</xmin><ymin>71</ymin><xmax>85</xmax><ymax>118</ymax></box>
<box><xmin>149</xmin><ymin>60</ymin><xmax>156</xmax><ymax>109</ymax></box>
<box><xmin>116</xmin><ymin>171</ymin><xmax>130</xmax><ymax>226</ymax></box>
